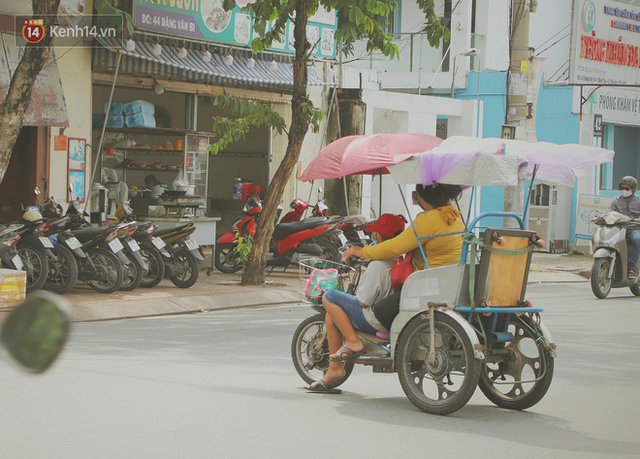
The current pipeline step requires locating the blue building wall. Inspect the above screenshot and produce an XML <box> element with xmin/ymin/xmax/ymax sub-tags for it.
<box><xmin>455</xmin><ymin>72</ymin><xmax>581</xmax><ymax>237</ymax></box>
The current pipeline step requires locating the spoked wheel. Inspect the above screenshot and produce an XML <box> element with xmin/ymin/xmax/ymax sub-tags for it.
<box><xmin>169</xmin><ymin>250</ymin><xmax>199</xmax><ymax>288</ymax></box>
<box><xmin>591</xmin><ymin>258</ymin><xmax>612</xmax><ymax>299</ymax></box>
<box><xmin>291</xmin><ymin>313</ymin><xmax>354</xmax><ymax>387</ymax></box>
<box><xmin>86</xmin><ymin>248</ymin><xmax>124</xmax><ymax>294</ymax></box>
<box><xmin>214</xmin><ymin>243</ymin><xmax>243</xmax><ymax>273</ymax></box>
<box><xmin>44</xmin><ymin>245</ymin><xmax>78</xmax><ymax>294</ymax></box>
<box><xmin>119</xmin><ymin>253</ymin><xmax>143</xmax><ymax>291</ymax></box>
<box><xmin>16</xmin><ymin>242</ymin><xmax>49</xmax><ymax>293</ymax></box>
<box><xmin>397</xmin><ymin>312</ymin><xmax>481</xmax><ymax>415</ymax></box>
<box><xmin>478</xmin><ymin>315</ymin><xmax>555</xmax><ymax>410</ymax></box>
<box><xmin>139</xmin><ymin>244</ymin><xmax>165</xmax><ymax>288</ymax></box>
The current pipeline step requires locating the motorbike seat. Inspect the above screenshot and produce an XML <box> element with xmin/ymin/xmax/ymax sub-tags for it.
<box><xmin>273</xmin><ymin>217</ymin><xmax>334</xmax><ymax>240</ymax></box>
<box><xmin>71</xmin><ymin>225</ymin><xmax>114</xmax><ymax>242</ymax></box>
<box><xmin>153</xmin><ymin>224</ymin><xmax>194</xmax><ymax>237</ymax></box>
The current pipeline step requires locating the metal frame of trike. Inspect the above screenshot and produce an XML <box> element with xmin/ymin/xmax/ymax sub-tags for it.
<box><xmin>353</xmin><ymin>184</ymin><xmax>555</xmax><ymax>380</ymax></box>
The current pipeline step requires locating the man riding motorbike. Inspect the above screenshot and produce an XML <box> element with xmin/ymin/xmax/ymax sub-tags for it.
<box><xmin>607</xmin><ymin>176</ymin><xmax>640</xmax><ymax>278</ymax></box>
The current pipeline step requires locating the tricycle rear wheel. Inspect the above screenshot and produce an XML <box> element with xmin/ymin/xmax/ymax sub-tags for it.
<box><xmin>397</xmin><ymin>312</ymin><xmax>480</xmax><ymax>415</ymax></box>
<box><xmin>291</xmin><ymin>313</ymin><xmax>354</xmax><ymax>387</ymax></box>
<box><xmin>478</xmin><ymin>315</ymin><xmax>554</xmax><ymax>410</ymax></box>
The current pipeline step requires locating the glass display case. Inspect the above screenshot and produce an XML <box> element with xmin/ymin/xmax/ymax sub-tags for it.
<box><xmin>184</xmin><ymin>134</ymin><xmax>213</xmax><ymax>197</ymax></box>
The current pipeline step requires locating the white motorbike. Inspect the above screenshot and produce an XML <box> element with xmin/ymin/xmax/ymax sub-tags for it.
<box><xmin>591</xmin><ymin>211</ymin><xmax>640</xmax><ymax>298</ymax></box>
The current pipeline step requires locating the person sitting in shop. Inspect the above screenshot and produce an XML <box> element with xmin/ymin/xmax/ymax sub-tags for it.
<box><xmin>144</xmin><ymin>174</ymin><xmax>168</xmax><ymax>198</ymax></box>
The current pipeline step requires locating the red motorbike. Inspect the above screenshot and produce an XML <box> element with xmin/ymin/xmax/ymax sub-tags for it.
<box><xmin>214</xmin><ymin>195</ymin><xmax>341</xmax><ymax>273</ymax></box>
<box><xmin>280</xmin><ymin>188</ymin><xmax>369</xmax><ymax>247</ymax></box>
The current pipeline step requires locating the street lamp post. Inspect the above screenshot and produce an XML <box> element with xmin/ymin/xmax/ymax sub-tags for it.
<box><xmin>450</xmin><ymin>48</ymin><xmax>480</xmax><ymax>99</ymax></box>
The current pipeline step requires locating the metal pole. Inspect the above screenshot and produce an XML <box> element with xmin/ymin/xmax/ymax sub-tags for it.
<box><xmin>86</xmin><ymin>51</ymin><xmax>123</xmax><ymax>212</ymax></box>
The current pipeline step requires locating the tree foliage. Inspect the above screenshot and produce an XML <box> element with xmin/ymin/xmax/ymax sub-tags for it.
<box><xmin>217</xmin><ymin>0</ymin><xmax>447</xmax><ymax>285</ymax></box>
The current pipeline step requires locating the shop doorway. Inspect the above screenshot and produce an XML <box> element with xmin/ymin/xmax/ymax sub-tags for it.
<box><xmin>612</xmin><ymin>125</ymin><xmax>640</xmax><ymax>185</ymax></box>
<box><xmin>0</xmin><ymin>126</ymin><xmax>48</xmax><ymax>222</ymax></box>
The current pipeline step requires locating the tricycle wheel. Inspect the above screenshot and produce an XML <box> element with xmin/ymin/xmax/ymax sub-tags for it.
<box><xmin>591</xmin><ymin>258</ymin><xmax>612</xmax><ymax>299</ymax></box>
<box><xmin>478</xmin><ymin>315</ymin><xmax>554</xmax><ymax>410</ymax></box>
<box><xmin>397</xmin><ymin>311</ymin><xmax>480</xmax><ymax>415</ymax></box>
<box><xmin>291</xmin><ymin>313</ymin><xmax>354</xmax><ymax>387</ymax></box>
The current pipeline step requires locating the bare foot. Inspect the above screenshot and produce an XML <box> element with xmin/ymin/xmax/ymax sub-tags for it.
<box><xmin>323</xmin><ymin>366</ymin><xmax>346</xmax><ymax>386</ymax></box>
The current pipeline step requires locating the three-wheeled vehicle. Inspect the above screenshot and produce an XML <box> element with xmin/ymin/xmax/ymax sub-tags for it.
<box><xmin>291</xmin><ymin>135</ymin><xmax>614</xmax><ymax>415</ymax></box>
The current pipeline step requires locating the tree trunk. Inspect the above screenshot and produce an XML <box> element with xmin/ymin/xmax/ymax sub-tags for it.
<box><xmin>241</xmin><ymin>0</ymin><xmax>310</xmax><ymax>285</ymax></box>
<box><xmin>0</xmin><ymin>0</ymin><xmax>60</xmax><ymax>185</ymax></box>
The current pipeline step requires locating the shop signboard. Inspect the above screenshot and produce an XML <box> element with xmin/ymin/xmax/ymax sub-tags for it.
<box><xmin>575</xmin><ymin>85</ymin><xmax>640</xmax><ymax>125</ymax></box>
<box><xmin>133</xmin><ymin>0</ymin><xmax>337</xmax><ymax>58</ymax></box>
<box><xmin>569</xmin><ymin>0</ymin><xmax>640</xmax><ymax>86</ymax></box>
<box><xmin>0</xmin><ymin>33</ymin><xmax>68</xmax><ymax>127</ymax></box>
<box><xmin>575</xmin><ymin>193</ymin><xmax>614</xmax><ymax>241</ymax></box>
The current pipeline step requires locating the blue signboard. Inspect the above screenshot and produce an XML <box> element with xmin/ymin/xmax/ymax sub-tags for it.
<box><xmin>133</xmin><ymin>0</ymin><xmax>337</xmax><ymax>58</ymax></box>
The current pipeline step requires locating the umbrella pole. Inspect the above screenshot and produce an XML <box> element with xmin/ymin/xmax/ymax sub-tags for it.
<box><xmin>343</xmin><ymin>177</ymin><xmax>349</xmax><ymax>216</ymax></box>
<box><xmin>379</xmin><ymin>172</ymin><xmax>382</xmax><ymax>217</ymax></box>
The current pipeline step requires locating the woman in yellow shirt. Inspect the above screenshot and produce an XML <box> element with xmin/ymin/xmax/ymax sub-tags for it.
<box><xmin>338</xmin><ymin>183</ymin><xmax>465</xmax><ymax>354</ymax></box>
<box><xmin>343</xmin><ymin>182</ymin><xmax>464</xmax><ymax>270</ymax></box>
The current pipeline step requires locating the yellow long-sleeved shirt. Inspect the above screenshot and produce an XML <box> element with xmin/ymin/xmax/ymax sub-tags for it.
<box><xmin>361</xmin><ymin>205</ymin><xmax>464</xmax><ymax>271</ymax></box>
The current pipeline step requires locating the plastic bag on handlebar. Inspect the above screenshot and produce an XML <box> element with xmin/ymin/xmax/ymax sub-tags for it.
<box><xmin>305</xmin><ymin>268</ymin><xmax>339</xmax><ymax>304</ymax></box>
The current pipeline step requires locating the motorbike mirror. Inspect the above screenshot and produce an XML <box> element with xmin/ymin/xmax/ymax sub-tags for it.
<box><xmin>317</xmin><ymin>186</ymin><xmax>323</xmax><ymax>195</ymax></box>
<box><xmin>34</xmin><ymin>187</ymin><xmax>41</xmax><ymax>196</ymax></box>
<box><xmin>1</xmin><ymin>292</ymin><xmax>73</xmax><ymax>374</ymax></box>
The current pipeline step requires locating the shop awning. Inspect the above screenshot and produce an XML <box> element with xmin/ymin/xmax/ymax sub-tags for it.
<box><xmin>0</xmin><ymin>32</ymin><xmax>69</xmax><ymax>127</ymax></box>
<box><xmin>93</xmin><ymin>37</ymin><xmax>332</xmax><ymax>90</ymax></box>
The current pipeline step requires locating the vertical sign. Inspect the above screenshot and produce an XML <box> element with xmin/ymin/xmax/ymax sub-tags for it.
<box><xmin>593</xmin><ymin>113</ymin><xmax>603</xmax><ymax>137</ymax></box>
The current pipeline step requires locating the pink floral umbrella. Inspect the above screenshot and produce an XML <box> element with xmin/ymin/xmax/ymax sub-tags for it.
<box><xmin>299</xmin><ymin>133</ymin><xmax>443</xmax><ymax>182</ymax></box>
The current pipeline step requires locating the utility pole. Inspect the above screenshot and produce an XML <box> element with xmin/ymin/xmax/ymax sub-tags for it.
<box><xmin>504</xmin><ymin>0</ymin><xmax>532</xmax><ymax>217</ymax></box>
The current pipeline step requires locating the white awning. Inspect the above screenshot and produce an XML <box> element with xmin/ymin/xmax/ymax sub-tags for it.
<box><xmin>94</xmin><ymin>36</ymin><xmax>332</xmax><ymax>90</ymax></box>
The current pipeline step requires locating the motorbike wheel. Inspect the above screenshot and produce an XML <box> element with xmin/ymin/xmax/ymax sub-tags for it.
<box><xmin>139</xmin><ymin>244</ymin><xmax>165</xmax><ymax>288</ymax></box>
<box><xmin>86</xmin><ymin>248</ymin><xmax>124</xmax><ymax>294</ymax></box>
<box><xmin>291</xmin><ymin>313</ymin><xmax>355</xmax><ymax>387</ymax></box>
<box><xmin>16</xmin><ymin>242</ymin><xmax>49</xmax><ymax>293</ymax></box>
<box><xmin>214</xmin><ymin>243</ymin><xmax>244</xmax><ymax>273</ymax></box>
<box><xmin>169</xmin><ymin>250</ymin><xmax>199</xmax><ymax>288</ymax></box>
<box><xmin>630</xmin><ymin>284</ymin><xmax>640</xmax><ymax>296</ymax></box>
<box><xmin>591</xmin><ymin>258</ymin><xmax>612</xmax><ymax>299</ymax></box>
<box><xmin>44</xmin><ymin>245</ymin><xmax>78</xmax><ymax>294</ymax></box>
<box><xmin>396</xmin><ymin>312</ymin><xmax>480</xmax><ymax>415</ymax></box>
<box><xmin>316</xmin><ymin>238</ymin><xmax>341</xmax><ymax>263</ymax></box>
<box><xmin>478</xmin><ymin>315</ymin><xmax>555</xmax><ymax>410</ymax></box>
<box><xmin>119</xmin><ymin>253</ymin><xmax>143</xmax><ymax>291</ymax></box>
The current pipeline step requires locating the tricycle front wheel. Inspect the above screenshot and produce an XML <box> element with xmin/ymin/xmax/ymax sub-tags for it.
<box><xmin>397</xmin><ymin>312</ymin><xmax>481</xmax><ymax>415</ymax></box>
<box><xmin>291</xmin><ymin>313</ymin><xmax>354</xmax><ymax>387</ymax></box>
<box><xmin>478</xmin><ymin>315</ymin><xmax>554</xmax><ymax>410</ymax></box>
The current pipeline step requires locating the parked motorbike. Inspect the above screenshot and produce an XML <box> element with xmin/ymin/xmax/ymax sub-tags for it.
<box><xmin>280</xmin><ymin>188</ymin><xmax>368</xmax><ymax>248</ymax></box>
<box><xmin>0</xmin><ymin>223</ymin><xmax>23</xmax><ymax>271</ymax></box>
<box><xmin>152</xmin><ymin>222</ymin><xmax>203</xmax><ymax>288</ymax></box>
<box><xmin>14</xmin><ymin>206</ymin><xmax>57</xmax><ymax>293</ymax></box>
<box><xmin>62</xmin><ymin>201</ymin><xmax>125</xmax><ymax>293</ymax></box>
<box><xmin>591</xmin><ymin>211</ymin><xmax>640</xmax><ymax>298</ymax></box>
<box><xmin>40</xmin><ymin>198</ymin><xmax>81</xmax><ymax>294</ymax></box>
<box><xmin>215</xmin><ymin>195</ymin><xmax>341</xmax><ymax>273</ymax></box>
<box><xmin>114</xmin><ymin>201</ymin><xmax>168</xmax><ymax>289</ymax></box>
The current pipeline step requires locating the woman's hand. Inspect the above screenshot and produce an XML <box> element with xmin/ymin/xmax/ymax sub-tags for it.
<box><xmin>342</xmin><ymin>246</ymin><xmax>363</xmax><ymax>261</ymax></box>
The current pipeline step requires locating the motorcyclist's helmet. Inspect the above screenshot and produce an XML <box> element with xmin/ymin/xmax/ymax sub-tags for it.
<box><xmin>619</xmin><ymin>176</ymin><xmax>638</xmax><ymax>193</ymax></box>
<box><xmin>22</xmin><ymin>206</ymin><xmax>43</xmax><ymax>222</ymax></box>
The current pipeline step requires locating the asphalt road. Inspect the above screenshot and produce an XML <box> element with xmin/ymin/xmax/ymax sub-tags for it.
<box><xmin>1</xmin><ymin>283</ymin><xmax>639</xmax><ymax>459</ymax></box>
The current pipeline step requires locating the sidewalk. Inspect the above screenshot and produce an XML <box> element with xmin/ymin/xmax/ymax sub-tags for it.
<box><xmin>0</xmin><ymin>252</ymin><xmax>593</xmax><ymax>323</ymax></box>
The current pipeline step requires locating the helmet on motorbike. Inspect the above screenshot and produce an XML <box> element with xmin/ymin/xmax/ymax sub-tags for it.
<box><xmin>22</xmin><ymin>207</ymin><xmax>43</xmax><ymax>222</ymax></box>
<box><xmin>619</xmin><ymin>176</ymin><xmax>638</xmax><ymax>193</ymax></box>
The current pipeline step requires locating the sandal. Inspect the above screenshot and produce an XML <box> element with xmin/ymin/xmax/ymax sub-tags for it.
<box><xmin>306</xmin><ymin>379</ymin><xmax>342</xmax><ymax>394</ymax></box>
<box><xmin>329</xmin><ymin>345</ymin><xmax>366</xmax><ymax>362</ymax></box>
<box><xmin>629</xmin><ymin>269</ymin><xmax>637</xmax><ymax>279</ymax></box>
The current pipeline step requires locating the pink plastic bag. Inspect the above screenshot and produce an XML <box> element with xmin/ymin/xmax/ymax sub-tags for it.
<box><xmin>305</xmin><ymin>268</ymin><xmax>339</xmax><ymax>303</ymax></box>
